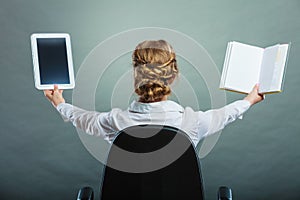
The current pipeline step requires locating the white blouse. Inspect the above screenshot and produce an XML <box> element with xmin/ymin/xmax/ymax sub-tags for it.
<box><xmin>56</xmin><ymin>100</ymin><xmax>251</xmax><ymax>145</ymax></box>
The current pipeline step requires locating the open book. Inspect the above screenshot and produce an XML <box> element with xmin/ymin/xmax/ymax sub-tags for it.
<box><xmin>219</xmin><ymin>41</ymin><xmax>290</xmax><ymax>94</ymax></box>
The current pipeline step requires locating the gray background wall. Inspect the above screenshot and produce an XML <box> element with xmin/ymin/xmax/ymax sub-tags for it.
<box><xmin>1</xmin><ymin>0</ymin><xmax>300</xmax><ymax>199</ymax></box>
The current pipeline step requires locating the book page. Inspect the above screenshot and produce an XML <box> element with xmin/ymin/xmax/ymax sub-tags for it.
<box><xmin>271</xmin><ymin>44</ymin><xmax>289</xmax><ymax>92</ymax></box>
<box><xmin>223</xmin><ymin>42</ymin><xmax>263</xmax><ymax>93</ymax></box>
<box><xmin>259</xmin><ymin>45</ymin><xmax>279</xmax><ymax>93</ymax></box>
<box><xmin>259</xmin><ymin>44</ymin><xmax>289</xmax><ymax>93</ymax></box>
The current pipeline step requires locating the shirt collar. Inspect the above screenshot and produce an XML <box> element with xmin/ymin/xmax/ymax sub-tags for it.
<box><xmin>128</xmin><ymin>100</ymin><xmax>184</xmax><ymax>113</ymax></box>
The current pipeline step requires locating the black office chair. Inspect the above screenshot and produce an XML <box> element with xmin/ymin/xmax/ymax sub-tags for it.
<box><xmin>77</xmin><ymin>125</ymin><xmax>232</xmax><ymax>200</ymax></box>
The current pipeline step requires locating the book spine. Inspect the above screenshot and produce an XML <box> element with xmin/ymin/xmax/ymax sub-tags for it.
<box><xmin>219</xmin><ymin>42</ymin><xmax>233</xmax><ymax>88</ymax></box>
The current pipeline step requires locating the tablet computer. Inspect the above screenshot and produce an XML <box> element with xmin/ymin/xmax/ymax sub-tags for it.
<box><xmin>31</xmin><ymin>33</ymin><xmax>75</xmax><ymax>90</ymax></box>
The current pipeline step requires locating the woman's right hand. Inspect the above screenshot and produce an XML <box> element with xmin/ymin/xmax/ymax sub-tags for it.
<box><xmin>244</xmin><ymin>84</ymin><xmax>265</xmax><ymax>106</ymax></box>
<box><xmin>44</xmin><ymin>85</ymin><xmax>65</xmax><ymax>108</ymax></box>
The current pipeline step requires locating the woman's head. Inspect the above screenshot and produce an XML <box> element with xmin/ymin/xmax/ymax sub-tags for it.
<box><xmin>132</xmin><ymin>40</ymin><xmax>178</xmax><ymax>103</ymax></box>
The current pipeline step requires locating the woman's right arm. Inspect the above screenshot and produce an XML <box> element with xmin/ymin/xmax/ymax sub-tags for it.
<box><xmin>198</xmin><ymin>84</ymin><xmax>264</xmax><ymax>139</ymax></box>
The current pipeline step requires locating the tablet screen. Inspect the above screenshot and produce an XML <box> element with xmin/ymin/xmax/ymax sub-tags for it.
<box><xmin>37</xmin><ymin>38</ymin><xmax>70</xmax><ymax>84</ymax></box>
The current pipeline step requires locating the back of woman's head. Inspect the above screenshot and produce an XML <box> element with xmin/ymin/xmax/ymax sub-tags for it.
<box><xmin>132</xmin><ymin>40</ymin><xmax>178</xmax><ymax>103</ymax></box>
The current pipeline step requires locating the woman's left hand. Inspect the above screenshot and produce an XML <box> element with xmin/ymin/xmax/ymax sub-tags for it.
<box><xmin>44</xmin><ymin>85</ymin><xmax>65</xmax><ymax>107</ymax></box>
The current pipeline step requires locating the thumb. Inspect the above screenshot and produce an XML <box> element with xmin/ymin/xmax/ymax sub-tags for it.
<box><xmin>53</xmin><ymin>85</ymin><xmax>63</xmax><ymax>94</ymax></box>
<box><xmin>253</xmin><ymin>83</ymin><xmax>259</xmax><ymax>93</ymax></box>
<box><xmin>53</xmin><ymin>85</ymin><xmax>59</xmax><ymax>92</ymax></box>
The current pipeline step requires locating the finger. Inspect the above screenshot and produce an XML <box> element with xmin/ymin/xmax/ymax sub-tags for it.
<box><xmin>54</xmin><ymin>85</ymin><xmax>59</xmax><ymax>91</ymax></box>
<box><xmin>44</xmin><ymin>90</ymin><xmax>52</xmax><ymax>96</ymax></box>
<box><xmin>53</xmin><ymin>85</ymin><xmax>62</xmax><ymax>95</ymax></box>
<box><xmin>44</xmin><ymin>92</ymin><xmax>53</xmax><ymax>100</ymax></box>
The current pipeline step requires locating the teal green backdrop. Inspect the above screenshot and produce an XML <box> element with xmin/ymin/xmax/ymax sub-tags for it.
<box><xmin>0</xmin><ymin>0</ymin><xmax>299</xmax><ymax>199</ymax></box>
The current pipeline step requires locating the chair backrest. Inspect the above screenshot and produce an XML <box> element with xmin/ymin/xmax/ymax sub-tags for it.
<box><xmin>100</xmin><ymin>125</ymin><xmax>205</xmax><ymax>200</ymax></box>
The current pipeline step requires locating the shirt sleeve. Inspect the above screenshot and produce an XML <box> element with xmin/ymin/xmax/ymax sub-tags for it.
<box><xmin>199</xmin><ymin>100</ymin><xmax>251</xmax><ymax>138</ymax></box>
<box><xmin>56</xmin><ymin>103</ymin><xmax>117</xmax><ymax>140</ymax></box>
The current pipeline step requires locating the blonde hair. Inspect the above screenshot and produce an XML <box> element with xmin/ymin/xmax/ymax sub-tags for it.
<box><xmin>132</xmin><ymin>40</ymin><xmax>178</xmax><ymax>103</ymax></box>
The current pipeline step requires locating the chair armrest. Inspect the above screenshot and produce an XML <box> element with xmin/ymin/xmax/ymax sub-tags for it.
<box><xmin>218</xmin><ymin>186</ymin><xmax>232</xmax><ymax>200</ymax></box>
<box><xmin>77</xmin><ymin>186</ymin><xmax>94</xmax><ymax>200</ymax></box>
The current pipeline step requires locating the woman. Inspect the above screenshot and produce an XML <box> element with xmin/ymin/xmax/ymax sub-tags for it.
<box><xmin>44</xmin><ymin>40</ymin><xmax>264</xmax><ymax>145</ymax></box>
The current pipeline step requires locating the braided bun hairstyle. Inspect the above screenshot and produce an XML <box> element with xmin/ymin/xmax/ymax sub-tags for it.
<box><xmin>132</xmin><ymin>40</ymin><xmax>178</xmax><ymax>103</ymax></box>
